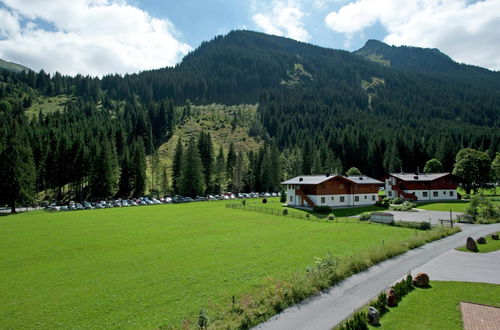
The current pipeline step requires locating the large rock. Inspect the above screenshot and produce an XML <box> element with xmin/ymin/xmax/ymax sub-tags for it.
<box><xmin>386</xmin><ymin>289</ymin><xmax>397</xmax><ymax>307</ymax></box>
<box><xmin>466</xmin><ymin>237</ymin><xmax>478</xmax><ymax>252</ymax></box>
<box><xmin>412</xmin><ymin>272</ymin><xmax>430</xmax><ymax>288</ymax></box>
<box><xmin>492</xmin><ymin>234</ymin><xmax>499</xmax><ymax>240</ymax></box>
<box><xmin>477</xmin><ymin>237</ymin><xmax>486</xmax><ymax>244</ymax></box>
<box><xmin>368</xmin><ymin>306</ymin><xmax>380</xmax><ymax>326</ymax></box>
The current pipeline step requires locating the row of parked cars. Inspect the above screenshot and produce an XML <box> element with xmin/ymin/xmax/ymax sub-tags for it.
<box><xmin>45</xmin><ymin>192</ymin><xmax>281</xmax><ymax>212</ymax></box>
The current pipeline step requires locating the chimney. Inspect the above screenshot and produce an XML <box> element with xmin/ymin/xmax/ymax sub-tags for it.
<box><xmin>414</xmin><ymin>175</ymin><xmax>419</xmax><ymax>180</ymax></box>
<box><xmin>325</xmin><ymin>173</ymin><xmax>330</xmax><ymax>177</ymax></box>
<box><xmin>299</xmin><ymin>177</ymin><xmax>303</xmax><ymax>182</ymax></box>
<box><xmin>359</xmin><ymin>176</ymin><xmax>363</xmax><ymax>180</ymax></box>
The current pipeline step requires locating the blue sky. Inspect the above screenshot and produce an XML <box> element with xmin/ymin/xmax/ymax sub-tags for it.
<box><xmin>0</xmin><ymin>0</ymin><xmax>499</xmax><ymax>76</ymax></box>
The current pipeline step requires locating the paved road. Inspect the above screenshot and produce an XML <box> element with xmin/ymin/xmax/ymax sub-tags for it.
<box><xmin>386</xmin><ymin>209</ymin><xmax>463</xmax><ymax>225</ymax></box>
<box><xmin>254</xmin><ymin>223</ymin><xmax>500</xmax><ymax>330</ymax></box>
<box><xmin>414</xmin><ymin>249</ymin><xmax>500</xmax><ymax>284</ymax></box>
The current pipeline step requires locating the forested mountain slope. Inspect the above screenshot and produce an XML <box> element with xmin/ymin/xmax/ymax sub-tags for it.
<box><xmin>0</xmin><ymin>30</ymin><xmax>499</xmax><ymax>206</ymax></box>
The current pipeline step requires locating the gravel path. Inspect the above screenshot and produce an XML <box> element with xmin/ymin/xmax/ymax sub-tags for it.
<box><xmin>254</xmin><ymin>223</ymin><xmax>500</xmax><ymax>330</ymax></box>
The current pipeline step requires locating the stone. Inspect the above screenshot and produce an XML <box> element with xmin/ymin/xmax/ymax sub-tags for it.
<box><xmin>466</xmin><ymin>237</ymin><xmax>478</xmax><ymax>252</ymax></box>
<box><xmin>412</xmin><ymin>272</ymin><xmax>430</xmax><ymax>288</ymax></box>
<box><xmin>477</xmin><ymin>237</ymin><xmax>486</xmax><ymax>244</ymax></box>
<box><xmin>386</xmin><ymin>289</ymin><xmax>397</xmax><ymax>307</ymax></box>
<box><xmin>368</xmin><ymin>306</ymin><xmax>380</xmax><ymax>326</ymax></box>
<box><xmin>492</xmin><ymin>234</ymin><xmax>499</xmax><ymax>240</ymax></box>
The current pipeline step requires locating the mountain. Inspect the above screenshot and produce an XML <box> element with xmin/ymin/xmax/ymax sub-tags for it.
<box><xmin>0</xmin><ymin>58</ymin><xmax>30</xmax><ymax>72</ymax></box>
<box><xmin>0</xmin><ymin>30</ymin><xmax>499</xmax><ymax>204</ymax></box>
<box><xmin>354</xmin><ymin>39</ymin><xmax>500</xmax><ymax>89</ymax></box>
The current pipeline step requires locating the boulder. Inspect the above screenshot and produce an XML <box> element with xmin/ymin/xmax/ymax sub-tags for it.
<box><xmin>368</xmin><ymin>306</ymin><xmax>380</xmax><ymax>326</ymax></box>
<box><xmin>412</xmin><ymin>272</ymin><xmax>430</xmax><ymax>288</ymax></box>
<box><xmin>466</xmin><ymin>237</ymin><xmax>478</xmax><ymax>252</ymax></box>
<box><xmin>386</xmin><ymin>289</ymin><xmax>397</xmax><ymax>307</ymax></box>
<box><xmin>477</xmin><ymin>237</ymin><xmax>486</xmax><ymax>244</ymax></box>
<box><xmin>491</xmin><ymin>234</ymin><xmax>499</xmax><ymax>240</ymax></box>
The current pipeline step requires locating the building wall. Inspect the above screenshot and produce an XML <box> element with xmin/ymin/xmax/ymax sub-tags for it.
<box><xmin>308</xmin><ymin>193</ymin><xmax>378</xmax><ymax>207</ymax></box>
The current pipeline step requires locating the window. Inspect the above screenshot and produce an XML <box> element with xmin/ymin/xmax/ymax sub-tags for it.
<box><xmin>364</xmin><ymin>195</ymin><xmax>367</xmax><ymax>199</ymax></box>
<box><xmin>331</xmin><ymin>196</ymin><xmax>334</xmax><ymax>201</ymax></box>
<box><xmin>423</xmin><ymin>191</ymin><xmax>428</xmax><ymax>197</ymax></box>
<box><xmin>340</xmin><ymin>196</ymin><xmax>345</xmax><ymax>203</ymax></box>
<box><xmin>290</xmin><ymin>196</ymin><xmax>293</xmax><ymax>202</ymax></box>
<box><xmin>354</xmin><ymin>196</ymin><xmax>359</xmax><ymax>202</ymax></box>
<box><xmin>443</xmin><ymin>191</ymin><xmax>446</xmax><ymax>195</ymax></box>
<box><xmin>372</xmin><ymin>195</ymin><xmax>375</xmax><ymax>201</ymax></box>
<box><xmin>321</xmin><ymin>197</ymin><xmax>325</xmax><ymax>204</ymax></box>
<box><xmin>388</xmin><ymin>191</ymin><xmax>392</xmax><ymax>197</ymax></box>
<box><xmin>433</xmin><ymin>191</ymin><xmax>438</xmax><ymax>197</ymax></box>
<box><xmin>449</xmin><ymin>191</ymin><xmax>454</xmax><ymax>196</ymax></box>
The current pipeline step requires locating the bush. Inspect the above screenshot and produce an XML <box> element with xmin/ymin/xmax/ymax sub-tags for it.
<box><xmin>280</xmin><ymin>190</ymin><xmax>287</xmax><ymax>203</ymax></box>
<box><xmin>282</xmin><ymin>209</ymin><xmax>288</xmax><ymax>216</ymax></box>
<box><xmin>390</xmin><ymin>201</ymin><xmax>415</xmax><ymax>211</ymax></box>
<box><xmin>338</xmin><ymin>310</ymin><xmax>368</xmax><ymax>330</ymax></box>
<box><xmin>313</xmin><ymin>205</ymin><xmax>333</xmax><ymax>213</ymax></box>
<box><xmin>392</xmin><ymin>197</ymin><xmax>403</xmax><ymax>205</ymax></box>
<box><xmin>262</xmin><ymin>198</ymin><xmax>267</xmax><ymax>204</ymax></box>
<box><xmin>198</xmin><ymin>308</ymin><xmax>209</xmax><ymax>329</ymax></box>
<box><xmin>375</xmin><ymin>199</ymin><xmax>389</xmax><ymax>209</ymax></box>
<box><xmin>392</xmin><ymin>274</ymin><xmax>414</xmax><ymax>302</ymax></box>
<box><xmin>419</xmin><ymin>221</ymin><xmax>431</xmax><ymax>230</ymax></box>
<box><xmin>371</xmin><ymin>292</ymin><xmax>388</xmax><ymax>316</ymax></box>
<box><xmin>359</xmin><ymin>212</ymin><xmax>371</xmax><ymax>221</ymax></box>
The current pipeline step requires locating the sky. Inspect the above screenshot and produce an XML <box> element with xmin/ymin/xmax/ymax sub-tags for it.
<box><xmin>0</xmin><ymin>0</ymin><xmax>499</xmax><ymax>76</ymax></box>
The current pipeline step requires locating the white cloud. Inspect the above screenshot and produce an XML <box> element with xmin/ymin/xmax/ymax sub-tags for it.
<box><xmin>252</xmin><ymin>0</ymin><xmax>311</xmax><ymax>42</ymax></box>
<box><xmin>324</xmin><ymin>0</ymin><xmax>500</xmax><ymax>70</ymax></box>
<box><xmin>0</xmin><ymin>0</ymin><xmax>192</xmax><ymax>76</ymax></box>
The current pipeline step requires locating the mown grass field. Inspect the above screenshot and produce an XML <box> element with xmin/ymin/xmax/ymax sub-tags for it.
<box><xmin>456</xmin><ymin>232</ymin><xmax>500</xmax><ymax>253</ymax></box>
<box><xmin>0</xmin><ymin>199</ymin><xmax>417</xmax><ymax>329</ymax></box>
<box><xmin>416</xmin><ymin>200</ymin><xmax>470</xmax><ymax>212</ymax></box>
<box><xmin>371</xmin><ymin>281</ymin><xmax>500</xmax><ymax>329</ymax></box>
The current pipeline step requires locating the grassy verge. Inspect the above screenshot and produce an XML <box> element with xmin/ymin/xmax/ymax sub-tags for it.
<box><xmin>201</xmin><ymin>226</ymin><xmax>460</xmax><ymax>329</ymax></box>
<box><xmin>456</xmin><ymin>232</ymin><xmax>500</xmax><ymax>253</ymax></box>
<box><xmin>370</xmin><ymin>281</ymin><xmax>500</xmax><ymax>329</ymax></box>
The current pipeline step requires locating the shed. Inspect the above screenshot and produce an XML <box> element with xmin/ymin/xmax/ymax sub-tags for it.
<box><xmin>369</xmin><ymin>212</ymin><xmax>394</xmax><ymax>224</ymax></box>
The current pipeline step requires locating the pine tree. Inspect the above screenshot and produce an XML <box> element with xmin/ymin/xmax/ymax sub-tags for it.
<box><xmin>131</xmin><ymin>138</ymin><xmax>147</xmax><ymax>197</ymax></box>
<box><xmin>226</xmin><ymin>142</ymin><xmax>236</xmax><ymax>185</ymax></box>
<box><xmin>0</xmin><ymin>121</ymin><xmax>36</xmax><ymax>212</ymax></box>
<box><xmin>214</xmin><ymin>146</ymin><xmax>226</xmax><ymax>194</ymax></box>
<box><xmin>160</xmin><ymin>166</ymin><xmax>170</xmax><ymax>195</ymax></box>
<box><xmin>90</xmin><ymin>141</ymin><xmax>118</xmax><ymax>200</ymax></box>
<box><xmin>312</xmin><ymin>151</ymin><xmax>323</xmax><ymax>174</ymax></box>
<box><xmin>198</xmin><ymin>131</ymin><xmax>214</xmax><ymax>193</ymax></box>
<box><xmin>172</xmin><ymin>137</ymin><xmax>184</xmax><ymax>194</ymax></box>
<box><xmin>179</xmin><ymin>137</ymin><xmax>206</xmax><ymax>197</ymax></box>
<box><xmin>302</xmin><ymin>138</ymin><xmax>313</xmax><ymax>175</ymax></box>
<box><xmin>232</xmin><ymin>151</ymin><xmax>245</xmax><ymax>193</ymax></box>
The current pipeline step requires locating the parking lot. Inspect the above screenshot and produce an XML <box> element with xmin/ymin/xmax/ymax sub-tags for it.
<box><xmin>385</xmin><ymin>209</ymin><xmax>463</xmax><ymax>225</ymax></box>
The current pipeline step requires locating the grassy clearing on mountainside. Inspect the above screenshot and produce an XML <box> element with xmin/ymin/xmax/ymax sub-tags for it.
<box><xmin>0</xmin><ymin>199</ymin><xmax>419</xmax><ymax>329</ymax></box>
<box><xmin>25</xmin><ymin>94</ymin><xmax>75</xmax><ymax>118</ymax></box>
<box><xmin>370</xmin><ymin>281</ymin><xmax>500</xmax><ymax>330</ymax></box>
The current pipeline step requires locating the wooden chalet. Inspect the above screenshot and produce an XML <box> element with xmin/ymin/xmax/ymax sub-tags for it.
<box><xmin>281</xmin><ymin>174</ymin><xmax>383</xmax><ymax>208</ymax></box>
<box><xmin>384</xmin><ymin>172</ymin><xmax>459</xmax><ymax>201</ymax></box>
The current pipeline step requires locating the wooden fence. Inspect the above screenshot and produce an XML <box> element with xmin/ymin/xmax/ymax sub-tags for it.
<box><xmin>225</xmin><ymin>203</ymin><xmax>320</xmax><ymax>221</ymax></box>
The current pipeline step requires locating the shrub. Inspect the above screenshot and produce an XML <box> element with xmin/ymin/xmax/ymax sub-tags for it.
<box><xmin>372</xmin><ymin>292</ymin><xmax>388</xmax><ymax>316</ymax></box>
<box><xmin>282</xmin><ymin>209</ymin><xmax>288</xmax><ymax>216</ymax></box>
<box><xmin>338</xmin><ymin>310</ymin><xmax>368</xmax><ymax>330</ymax></box>
<box><xmin>392</xmin><ymin>274</ymin><xmax>414</xmax><ymax>302</ymax></box>
<box><xmin>375</xmin><ymin>199</ymin><xmax>389</xmax><ymax>209</ymax></box>
<box><xmin>280</xmin><ymin>190</ymin><xmax>287</xmax><ymax>203</ymax></box>
<box><xmin>262</xmin><ymin>198</ymin><xmax>267</xmax><ymax>204</ymax></box>
<box><xmin>359</xmin><ymin>212</ymin><xmax>371</xmax><ymax>221</ymax></box>
<box><xmin>198</xmin><ymin>308</ymin><xmax>209</xmax><ymax>329</ymax></box>
<box><xmin>241</xmin><ymin>200</ymin><xmax>246</xmax><ymax>206</ymax></box>
<box><xmin>419</xmin><ymin>221</ymin><xmax>431</xmax><ymax>230</ymax></box>
<box><xmin>313</xmin><ymin>205</ymin><xmax>333</xmax><ymax>213</ymax></box>
<box><xmin>412</xmin><ymin>273</ymin><xmax>429</xmax><ymax>288</ymax></box>
<box><xmin>392</xmin><ymin>197</ymin><xmax>403</xmax><ymax>205</ymax></box>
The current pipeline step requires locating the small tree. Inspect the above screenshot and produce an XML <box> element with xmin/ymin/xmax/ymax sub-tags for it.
<box><xmin>491</xmin><ymin>152</ymin><xmax>500</xmax><ymax>184</ymax></box>
<box><xmin>423</xmin><ymin>158</ymin><xmax>443</xmax><ymax>173</ymax></box>
<box><xmin>280</xmin><ymin>189</ymin><xmax>287</xmax><ymax>203</ymax></box>
<box><xmin>346</xmin><ymin>167</ymin><xmax>362</xmax><ymax>176</ymax></box>
<box><xmin>452</xmin><ymin>148</ymin><xmax>491</xmax><ymax>194</ymax></box>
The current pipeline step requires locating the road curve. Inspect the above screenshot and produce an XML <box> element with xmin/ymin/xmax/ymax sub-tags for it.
<box><xmin>254</xmin><ymin>223</ymin><xmax>500</xmax><ymax>330</ymax></box>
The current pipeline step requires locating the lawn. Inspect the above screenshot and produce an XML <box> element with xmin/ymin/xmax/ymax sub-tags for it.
<box><xmin>416</xmin><ymin>201</ymin><xmax>470</xmax><ymax>212</ymax></box>
<box><xmin>245</xmin><ymin>199</ymin><xmax>384</xmax><ymax>219</ymax></box>
<box><xmin>456</xmin><ymin>232</ymin><xmax>500</xmax><ymax>253</ymax></box>
<box><xmin>0</xmin><ymin>200</ymin><xmax>417</xmax><ymax>329</ymax></box>
<box><xmin>372</xmin><ymin>281</ymin><xmax>500</xmax><ymax>330</ymax></box>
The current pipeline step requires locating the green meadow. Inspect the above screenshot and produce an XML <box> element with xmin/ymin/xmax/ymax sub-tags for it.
<box><xmin>1</xmin><ymin>200</ymin><xmax>418</xmax><ymax>328</ymax></box>
<box><xmin>372</xmin><ymin>281</ymin><xmax>500</xmax><ymax>330</ymax></box>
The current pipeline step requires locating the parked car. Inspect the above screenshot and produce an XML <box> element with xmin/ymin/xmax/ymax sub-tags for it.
<box><xmin>60</xmin><ymin>205</ymin><xmax>69</xmax><ymax>211</ymax></box>
<box><xmin>95</xmin><ymin>203</ymin><xmax>104</xmax><ymax>209</ymax></box>
<box><xmin>83</xmin><ymin>201</ymin><xmax>93</xmax><ymax>209</ymax></box>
